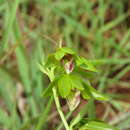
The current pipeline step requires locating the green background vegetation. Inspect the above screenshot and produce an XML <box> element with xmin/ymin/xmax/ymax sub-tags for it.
<box><xmin>0</xmin><ymin>0</ymin><xmax>130</xmax><ymax>129</ymax></box>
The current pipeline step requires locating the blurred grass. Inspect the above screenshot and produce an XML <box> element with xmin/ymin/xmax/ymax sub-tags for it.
<box><xmin>0</xmin><ymin>0</ymin><xmax>130</xmax><ymax>129</ymax></box>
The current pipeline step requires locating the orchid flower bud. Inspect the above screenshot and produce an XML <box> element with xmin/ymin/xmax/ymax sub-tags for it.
<box><xmin>64</xmin><ymin>60</ymin><xmax>74</xmax><ymax>74</ymax></box>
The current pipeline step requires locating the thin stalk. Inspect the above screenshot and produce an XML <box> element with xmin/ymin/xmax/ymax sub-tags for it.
<box><xmin>42</xmin><ymin>60</ymin><xmax>70</xmax><ymax>129</ymax></box>
<box><xmin>52</xmin><ymin>87</ymin><xmax>70</xmax><ymax>130</ymax></box>
<box><xmin>56</xmin><ymin>111</ymin><xmax>72</xmax><ymax>130</ymax></box>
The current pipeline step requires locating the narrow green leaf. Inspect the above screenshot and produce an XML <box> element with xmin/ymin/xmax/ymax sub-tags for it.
<box><xmin>90</xmin><ymin>87</ymin><xmax>109</xmax><ymax>101</ymax></box>
<box><xmin>76</xmin><ymin>56</ymin><xmax>98</xmax><ymax>72</ymax></box>
<box><xmin>0</xmin><ymin>108</ymin><xmax>11</xmax><ymax>128</ymax></box>
<box><xmin>99</xmin><ymin>14</ymin><xmax>127</xmax><ymax>33</ymax></box>
<box><xmin>75</xmin><ymin>56</ymin><xmax>84</xmax><ymax>66</ymax></box>
<box><xmin>81</xmin><ymin>91</ymin><xmax>91</xmax><ymax>100</ymax></box>
<box><xmin>70</xmin><ymin>103</ymin><xmax>88</xmax><ymax>128</ymax></box>
<box><xmin>2</xmin><ymin>0</ymin><xmax>20</xmax><ymax>51</ymax></box>
<box><xmin>87</xmin><ymin>99</ymin><xmax>96</xmax><ymax>120</ymax></box>
<box><xmin>79</xmin><ymin>121</ymin><xmax>119</xmax><ymax>130</ymax></box>
<box><xmin>53</xmin><ymin>8</ymin><xmax>88</xmax><ymax>37</ymax></box>
<box><xmin>81</xmin><ymin>81</ymin><xmax>93</xmax><ymax>100</ymax></box>
<box><xmin>87</xmin><ymin>59</ymin><xmax>105</xmax><ymax>66</ymax></box>
<box><xmin>82</xmin><ymin>81</ymin><xmax>108</xmax><ymax>101</ymax></box>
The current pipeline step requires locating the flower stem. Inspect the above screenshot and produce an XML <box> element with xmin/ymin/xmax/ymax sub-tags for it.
<box><xmin>47</xmin><ymin>67</ymin><xmax>70</xmax><ymax>129</ymax></box>
<box><xmin>52</xmin><ymin>87</ymin><xmax>70</xmax><ymax>130</ymax></box>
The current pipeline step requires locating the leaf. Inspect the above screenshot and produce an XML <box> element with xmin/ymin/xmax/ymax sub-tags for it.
<box><xmin>62</xmin><ymin>47</ymin><xmax>75</xmax><ymax>54</ymax></box>
<box><xmin>87</xmin><ymin>99</ymin><xmax>96</xmax><ymax>120</ymax></box>
<box><xmin>42</xmin><ymin>76</ymin><xmax>62</xmax><ymax>97</ymax></box>
<box><xmin>69</xmin><ymin>74</ymin><xmax>84</xmax><ymax>91</ymax></box>
<box><xmin>81</xmin><ymin>91</ymin><xmax>92</xmax><ymax>100</ymax></box>
<box><xmin>55</xmin><ymin>50</ymin><xmax>65</xmax><ymax>61</ymax></box>
<box><xmin>81</xmin><ymin>81</ymin><xmax>93</xmax><ymax>100</ymax></box>
<box><xmin>76</xmin><ymin>56</ymin><xmax>98</xmax><ymax>72</ymax></box>
<box><xmin>89</xmin><ymin>87</ymin><xmax>109</xmax><ymax>101</ymax></box>
<box><xmin>79</xmin><ymin>121</ymin><xmax>119</xmax><ymax>130</ymax></box>
<box><xmin>81</xmin><ymin>64</ymin><xmax>97</xmax><ymax>72</ymax></box>
<box><xmin>81</xmin><ymin>82</ymin><xmax>93</xmax><ymax>99</ymax></box>
<box><xmin>54</xmin><ymin>47</ymin><xmax>75</xmax><ymax>60</ymax></box>
<box><xmin>44</xmin><ymin>54</ymin><xmax>60</xmax><ymax>68</ymax></box>
<box><xmin>75</xmin><ymin>56</ymin><xmax>83</xmax><ymax>65</ymax></box>
<box><xmin>0</xmin><ymin>108</ymin><xmax>11</xmax><ymax>128</ymax></box>
<box><xmin>70</xmin><ymin>104</ymin><xmax>88</xmax><ymax>128</ymax></box>
<box><xmin>58</xmin><ymin>74</ymin><xmax>71</xmax><ymax>98</ymax></box>
<box><xmin>2</xmin><ymin>0</ymin><xmax>20</xmax><ymax>51</ymax></box>
<box><xmin>74</xmin><ymin>67</ymin><xmax>96</xmax><ymax>79</ymax></box>
<box><xmin>87</xmin><ymin>59</ymin><xmax>105</xmax><ymax>66</ymax></box>
<box><xmin>82</xmin><ymin>81</ymin><xmax>108</xmax><ymax>101</ymax></box>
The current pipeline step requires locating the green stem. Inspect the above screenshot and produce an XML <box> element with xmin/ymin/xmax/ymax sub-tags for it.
<box><xmin>52</xmin><ymin>87</ymin><xmax>70</xmax><ymax>130</ymax></box>
<box><xmin>46</xmin><ymin>67</ymin><xmax>70</xmax><ymax>129</ymax></box>
<box><xmin>56</xmin><ymin>111</ymin><xmax>72</xmax><ymax>130</ymax></box>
